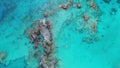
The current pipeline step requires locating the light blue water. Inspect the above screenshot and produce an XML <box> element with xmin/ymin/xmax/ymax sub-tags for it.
<box><xmin>0</xmin><ymin>0</ymin><xmax>120</xmax><ymax>68</ymax></box>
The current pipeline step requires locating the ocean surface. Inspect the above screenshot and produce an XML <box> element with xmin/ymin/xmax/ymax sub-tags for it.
<box><xmin>0</xmin><ymin>0</ymin><xmax>120</xmax><ymax>68</ymax></box>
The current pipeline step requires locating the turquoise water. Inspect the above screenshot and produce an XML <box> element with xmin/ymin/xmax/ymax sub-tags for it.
<box><xmin>0</xmin><ymin>0</ymin><xmax>120</xmax><ymax>68</ymax></box>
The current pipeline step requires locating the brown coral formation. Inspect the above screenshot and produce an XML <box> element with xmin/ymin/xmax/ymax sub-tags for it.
<box><xmin>59</xmin><ymin>3</ymin><xmax>70</xmax><ymax>10</ymax></box>
<box><xmin>59</xmin><ymin>1</ymin><xmax>82</xmax><ymax>10</ymax></box>
<box><xmin>39</xmin><ymin>55</ymin><xmax>57</xmax><ymax>68</ymax></box>
<box><xmin>29</xmin><ymin>18</ymin><xmax>57</xmax><ymax>68</ymax></box>
<box><xmin>43</xmin><ymin>13</ymin><xmax>49</xmax><ymax>18</ymax></box>
<box><xmin>89</xmin><ymin>0</ymin><xmax>98</xmax><ymax>10</ymax></box>
<box><xmin>89</xmin><ymin>22</ymin><xmax>97</xmax><ymax>35</ymax></box>
<box><xmin>83</xmin><ymin>15</ymin><xmax>89</xmax><ymax>22</ymax></box>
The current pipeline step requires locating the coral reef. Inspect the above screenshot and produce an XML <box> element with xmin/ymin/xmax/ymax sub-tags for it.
<box><xmin>89</xmin><ymin>0</ymin><xmax>98</xmax><ymax>10</ymax></box>
<box><xmin>83</xmin><ymin>15</ymin><xmax>89</xmax><ymax>22</ymax></box>
<box><xmin>59</xmin><ymin>3</ymin><xmax>70</xmax><ymax>10</ymax></box>
<box><xmin>89</xmin><ymin>22</ymin><xmax>97</xmax><ymax>35</ymax></box>
<box><xmin>28</xmin><ymin>18</ymin><xmax>57</xmax><ymax>68</ymax></box>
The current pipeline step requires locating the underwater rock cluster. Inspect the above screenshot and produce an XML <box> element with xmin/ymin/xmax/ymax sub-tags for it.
<box><xmin>29</xmin><ymin>18</ymin><xmax>57</xmax><ymax>68</ymax></box>
<box><xmin>0</xmin><ymin>51</ymin><xmax>7</xmax><ymax>63</ymax></box>
<box><xmin>59</xmin><ymin>0</ymin><xmax>82</xmax><ymax>10</ymax></box>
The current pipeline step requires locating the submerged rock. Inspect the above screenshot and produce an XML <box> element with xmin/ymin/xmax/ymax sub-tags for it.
<box><xmin>110</xmin><ymin>8</ymin><xmax>117</xmax><ymax>15</ymax></box>
<box><xmin>29</xmin><ymin>18</ymin><xmax>52</xmax><ymax>47</ymax></box>
<box><xmin>29</xmin><ymin>18</ymin><xmax>56</xmax><ymax>68</ymax></box>
<box><xmin>73</xmin><ymin>3</ymin><xmax>81</xmax><ymax>9</ymax></box>
<box><xmin>39</xmin><ymin>55</ymin><xmax>48</xmax><ymax>68</ymax></box>
<box><xmin>89</xmin><ymin>1</ymin><xmax>98</xmax><ymax>10</ymax></box>
<box><xmin>43</xmin><ymin>13</ymin><xmax>49</xmax><ymax>18</ymax></box>
<box><xmin>0</xmin><ymin>51</ymin><xmax>7</xmax><ymax>62</ymax></box>
<box><xmin>38</xmin><ymin>19</ymin><xmax>52</xmax><ymax>45</ymax></box>
<box><xmin>83</xmin><ymin>15</ymin><xmax>89</xmax><ymax>22</ymax></box>
<box><xmin>49</xmin><ymin>59</ymin><xmax>58</xmax><ymax>68</ymax></box>
<box><xmin>41</xmin><ymin>63</ymin><xmax>48</xmax><ymax>68</ymax></box>
<box><xmin>30</xmin><ymin>29</ymin><xmax>40</xmax><ymax>48</ymax></box>
<box><xmin>39</xmin><ymin>55</ymin><xmax>57</xmax><ymax>68</ymax></box>
<box><xmin>89</xmin><ymin>22</ymin><xmax>97</xmax><ymax>35</ymax></box>
<box><xmin>59</xmin><ymin>3</ymin><xmax>70</xmax><ymax>10</ymax></box>
<box><xmin>29</xmin><ymin>18</ymin><xmax>52</xmax><ymax>48</ymax></box>
<box><xmin>44</xmin><ymin>45</ymin><xmax>52</xmax><ymax>56</ymax></box>
<box><xmin>76</xmin><ymin>4</ymin><xmax>81</xmax><ymax>8</ymax></box>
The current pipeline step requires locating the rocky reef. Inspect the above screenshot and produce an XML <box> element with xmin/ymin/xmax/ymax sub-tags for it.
<box><xmin>28</xmin><ymin>18</ymin><xmax>57</xmax><ymax>68</ymax></box>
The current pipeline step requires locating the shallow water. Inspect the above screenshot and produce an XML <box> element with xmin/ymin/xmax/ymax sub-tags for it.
<box><xmin>0</xmin><ymin>0</ymin><xmax>120</xmax><ymax>68</ymax></box>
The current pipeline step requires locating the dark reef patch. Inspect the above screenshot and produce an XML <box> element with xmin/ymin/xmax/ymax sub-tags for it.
<box><xmin>0</xmin><ymin>57</ymin><xmax>26</xmax><ymax>68</ymax></box>
<box><xmin>103</xmin><ymin>0</ymin><xmax>111</xmax><ymax>4</ymax></box>
<box><xmin>0</xmin><ymin>64</ymin><xmax>6</xmax><ymax>68</ymax></box>
<box><xmin>7</xmin><ymin>57</ymin><xmax>26</xmax><ymax>68</ymax></box>
<box><xmin>117</xmin><ymin>0</ymin><xmax>120</xmax><ymax>4</ymax></box>
<box><xmin>110</xmin><ymin>8</ymin><xmax>117</xmax><ymax>15</ymax></box>
<box><xmin>0</xmin><ymin>0</ymin><xmax>17</xmax><ymax>22</ymax></box>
